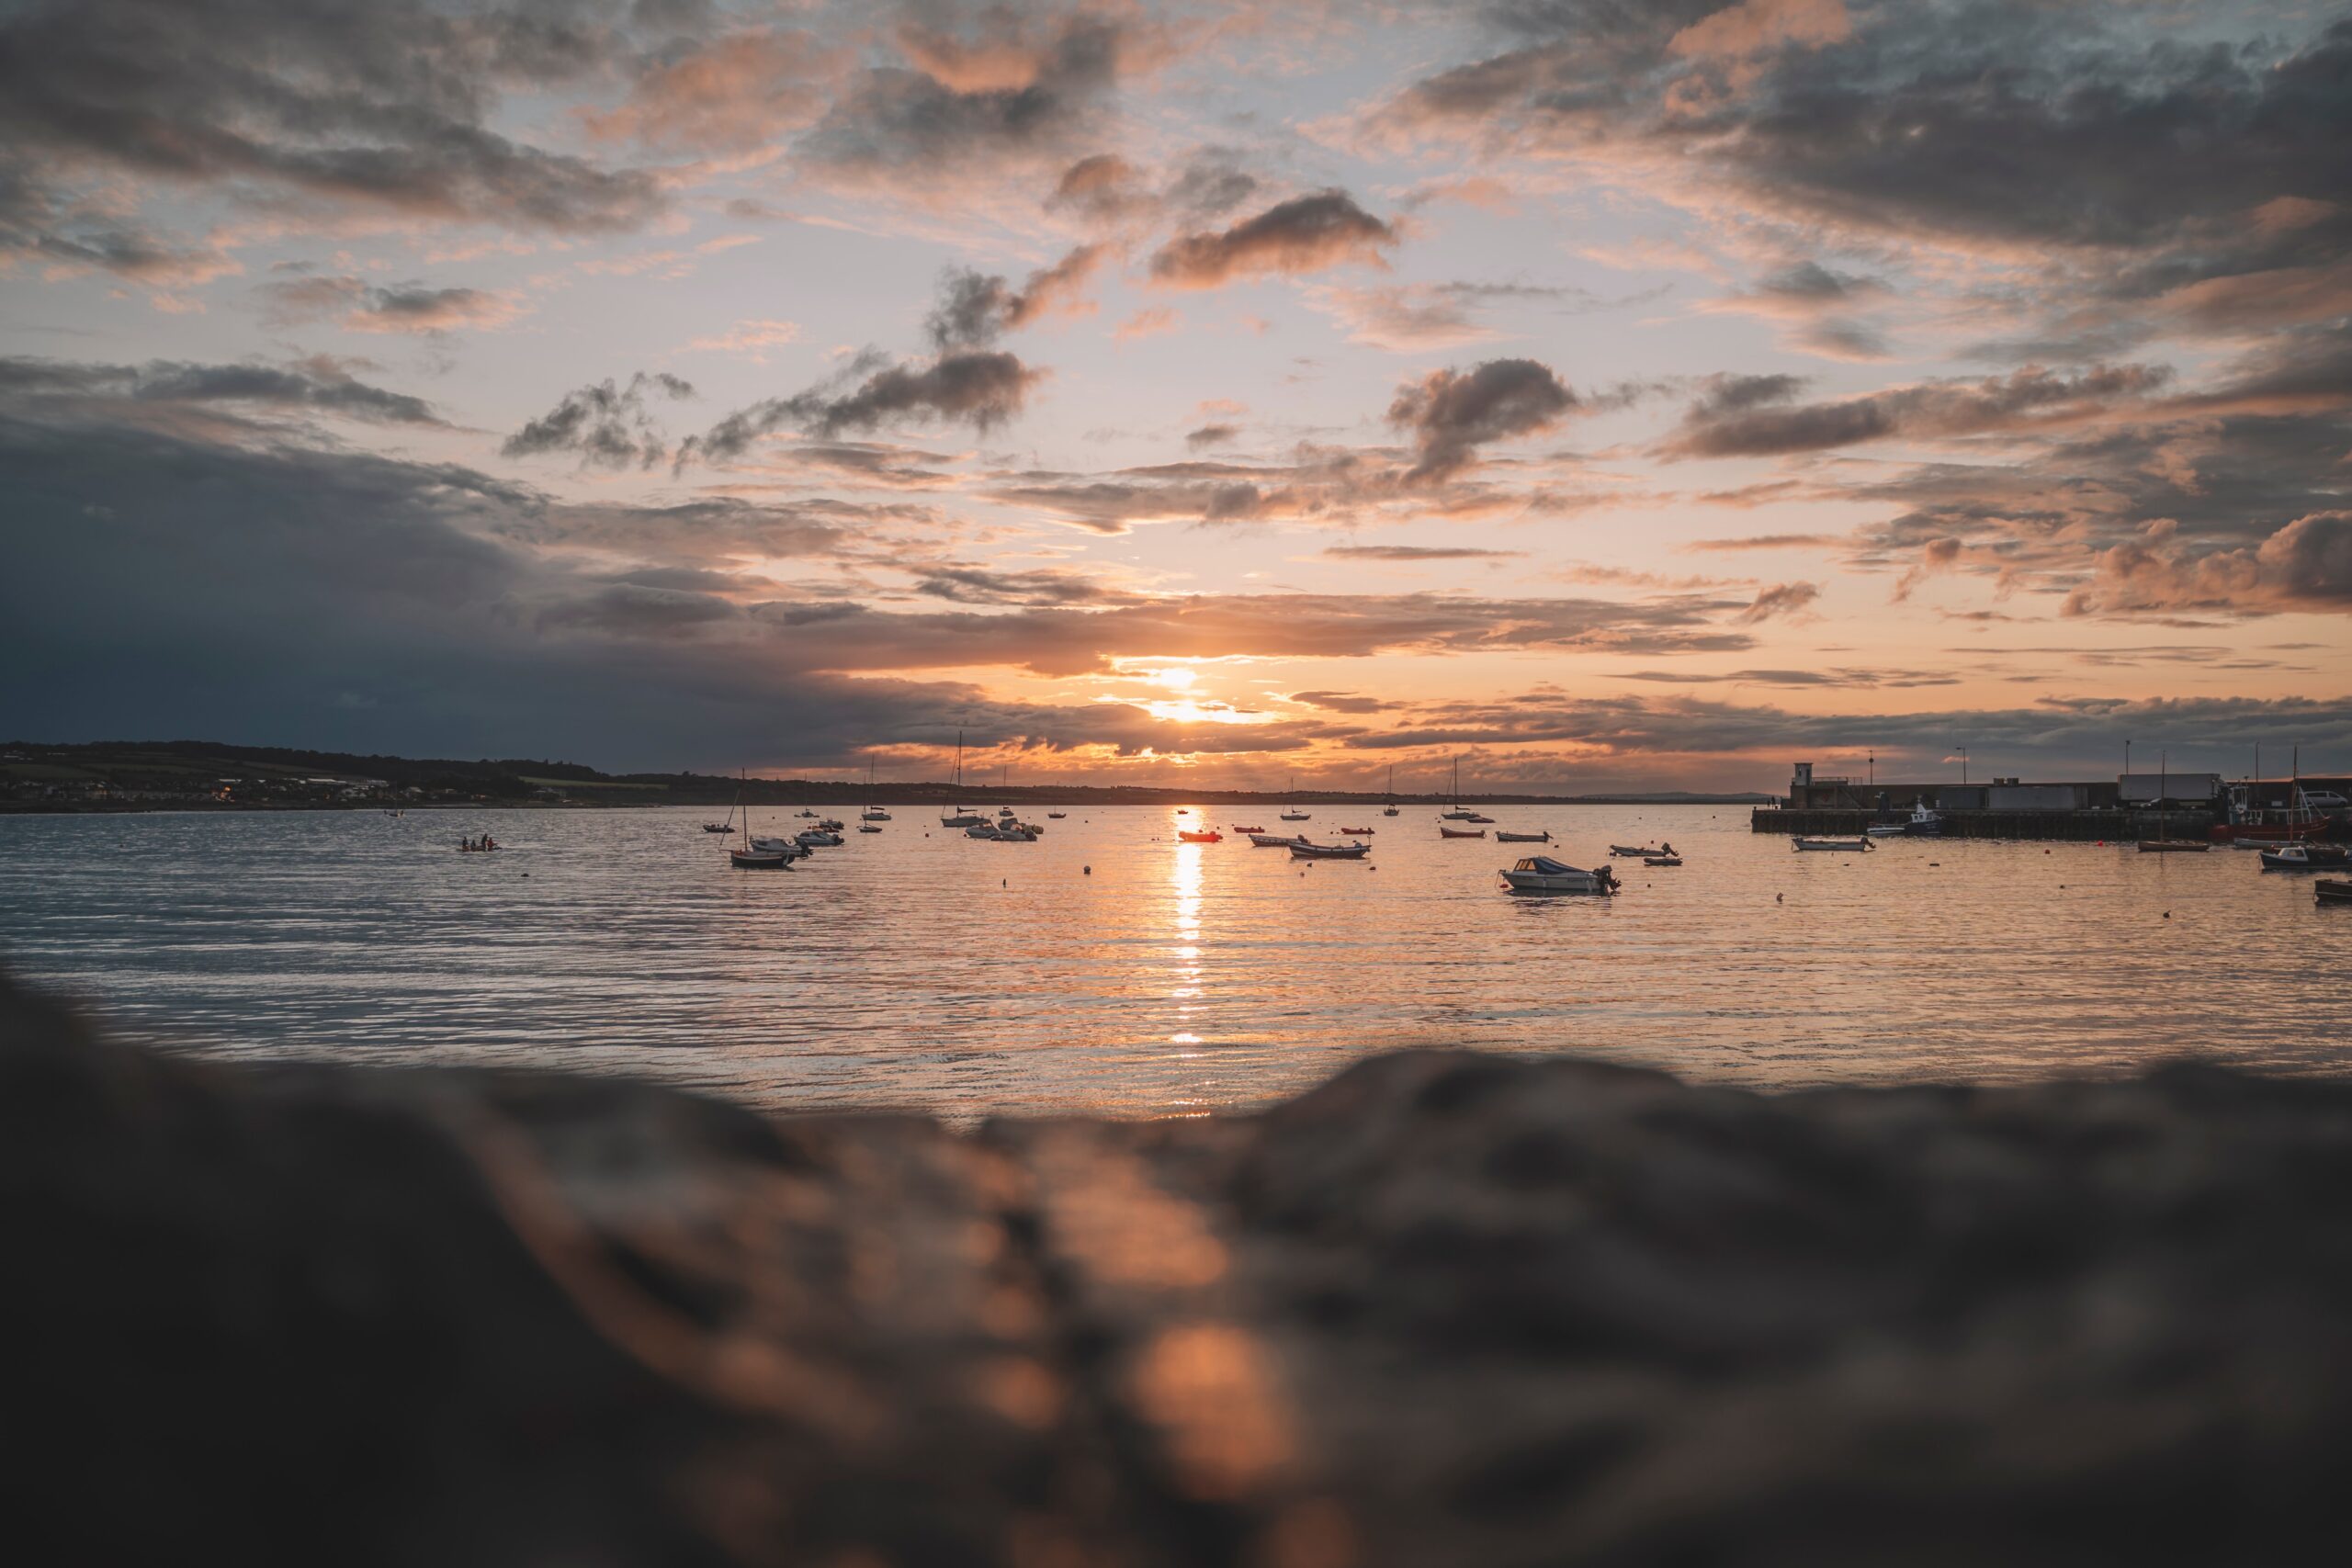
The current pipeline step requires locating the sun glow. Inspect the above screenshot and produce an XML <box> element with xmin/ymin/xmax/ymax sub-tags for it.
<box><xmin>1146</xmin><ymin>666</ymin><xmax>1199</xmax><ymax>692</ymax></box>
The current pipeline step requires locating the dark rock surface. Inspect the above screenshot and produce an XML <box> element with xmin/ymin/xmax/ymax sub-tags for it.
<box><xmin>6</xmin><ymin>973</ymin><xmax>2351</xmax><ymax>1565</ymax></box>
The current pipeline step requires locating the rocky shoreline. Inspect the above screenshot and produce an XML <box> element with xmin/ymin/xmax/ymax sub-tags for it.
<box><xmin>8</xmin><ymin>972</ymin><xmax>2350</xmax><ymax>1565</ymax></box>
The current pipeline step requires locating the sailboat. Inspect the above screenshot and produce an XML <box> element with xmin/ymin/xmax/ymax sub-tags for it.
<box><xmin>939</xmin><ymin>730</ymin><xmax>985</xmax><ymax>828</ymax></box>
<box><xmin>1441</xmin><ymin>756</ymin><xmax>1479</xmax><ymax>819</ymax></box>
<box><xmin>729</xmin><ymin>772</ymin><xmax>792</xmax><ymax>869</ymax></box>
<box><xmin>2137</xmin><ymin>749</ymin><xmax>2211</xmax><ymax>852</ymax></box>
<box><xmin>1383</xmin><ymin>764</ymin><xmax>1399</xmax><ymax>817</ymax></box>
<box><xmin>1278</xmin><ymin>773</ymin><xmax>1310</xmax><ymax>822</ymax></box>
<box><xmin>859</xmin><ymin>759</ymin><xmax>888</xmax><ymax>828</ymax></box>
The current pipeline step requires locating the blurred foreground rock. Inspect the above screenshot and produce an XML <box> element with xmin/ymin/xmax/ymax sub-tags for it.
<box><xmin>6</xmin><ymin>973</ymin><xmax>2352</xmax><ymax>1566</ymax></box>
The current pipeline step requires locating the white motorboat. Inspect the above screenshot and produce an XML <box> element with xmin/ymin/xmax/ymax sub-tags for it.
<box><xmin>1496</xmin><ymin>829</ymin><xmax>1551</xmax><ymax>843</ymax></box>
<box><xmin>1500</xmin><ymin>856</ymin><xmax>1616</xmax><ymax>895</ymax></box>
<box><xmin>796</xmin><ymin>829</ymin><xmax>843</xmax><ymax>847</ymax></box>
<box><xmin>1792</xmin><ymin>836</ymin><xmax>1871</xmax><ymax>852</ymax></box>
<box><xmin>966</xmin><ymin>821</ymin><xmax>1001</xmax><ymax>840</ymax></box>
<box><xmin>749</xmin><ymin>835</ymin><xmax>808</xmax><ymax>858</ymax></box>
<box><xmin>1289</xmin><ymin>838</ymin><xmax>1369</xmax><ymax>860</ymax></box>
<box><xmin>995</xmin><ymin>823</ymin><xmax>1038</xmax><ymax>841</ymax></box>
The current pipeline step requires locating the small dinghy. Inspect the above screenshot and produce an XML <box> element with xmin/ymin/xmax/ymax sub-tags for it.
<box><xmin>1645</xmin><ymin>855</ymin><xmax>1683</xmax><ymax>867</ymax></box>
<box><xmin>1250</xmin><ymin>831</ymin><xmax>1302</xmax><ymax>848</ymax></box>
<box><xmin>1792</xmin><ymin>837</ymin><xmax>1871</xmax><ymax>852</ymax></box>
<box><xmin>457</xmin><ymin>835</ymin><xmax>500</xmax><ymax>852</ymax></box>
<box><xmin>2316</xmin><ymin>879</ymin><xmax>2352</xmax><ymax>905</ymax></box>
<box><xmin>1339</xmin><ymin>826</ymin><xmax>1374</xmax><ymax>836</ymax></box>
<box><xmin>1609</xmin><ymin>844</ymin><xmax>1659</xmax><ymax>858</ymax></box>
<box><xmin>1439</xmin><ymin>825</ymin><xmax>1487</xmax><ymax>839</ymax></box>
<box><xmin>1231</xmin><ymin>824</ymin><xmax>1265</xmax><ymax>834</ymax></box>
<box><xmin>1178</xmin><ymin>829</ymin><xmax>1222</xmax><ymax>843</ymax></box>
<box><xmin>700</xmin><ymin>822</ymin><xmax>732</xmax><ymax>834</ymax></box>
<box><xmin>1496</xmin><ymin>829</ymin><xmax>1551</xmax><ymax>843</ymax></box>
<box><xmin>1499</xmin><ymin>856</ymin><xmax>1617</xmax><ymax>895</ymax></box>
<box><xmin>1289</xmin><ymin>838</ymin><xmax>1369</xmax><ymax>860</ymax></box>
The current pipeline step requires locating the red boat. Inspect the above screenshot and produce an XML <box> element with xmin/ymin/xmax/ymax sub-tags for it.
<box><xmin>1339</xmin><ymin>826</ymin><xmax>1374</xmax><ymax>835</ymax></box>
<box><xmin>1178</xmin><ymin>829</ymin><xmax>1223</xmax><ymax>843</ymax></box>
<box><xmin>1231</xmin><ymin>824</ymin><xmax>1264</xmax><ymax>834</ymax></box>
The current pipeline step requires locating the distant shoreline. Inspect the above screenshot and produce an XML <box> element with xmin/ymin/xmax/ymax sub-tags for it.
<box><xmin>2</xmin><ymin>738</ymin><xmax>1777</xmax><ymax>814</ymax></box>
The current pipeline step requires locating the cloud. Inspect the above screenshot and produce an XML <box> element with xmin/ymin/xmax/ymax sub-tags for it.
<box><xmin>1289</xmin><ymin>691</ymin><xmax>1385</xmax><ymax>714</ymax></box>
<box><xmin>1148</xmin><ymin>190</ymin><xmax>1397</xmax><ymax>289</ymax></box>
<box><xmin>503</xmin><ymin>374</ymin><xmax>697</xmax><ymax>470</ymax></box>
<box><xmin>681</xmin><ymin>320</ymin><xmax>802</xmax><ymax>363</ymax></box>
<box><xmin>1387</xmin><ymin>358</ymin><xmax>1578</xmax><ymax>483</ymax></box>
<box><xmin>0</xmin><ymin>0</ymin><xmax>669</xmax><ymax>251</ymax></box>
<box><xmin>925</xmin><ymin>244</ymin><xmax>1103</xmax><ymax>350</ymax></box>
<box><xmin>2064</xmin><ymin>513</ymin><xmax>2352</xmax><ymax>620</ymax></box>
<box><xmin>1663</xmin><ymin>365</ymin><xmax>2173</xmax><ymax>457</ymax></box>
<box><xmin>259</xmin><ymin>276</ymin><xmax>522</xmax><ymax>334</ymax></box>
<box><xmin>1736</xmin><ymin>581</ymin><xmax>1820</xmax><ymax>622</ymax></box>
<box><xmin>688</xmin><ymin>350</ymin><xmax>1040</xmax><ymax>466</ymax></box>
<box><xmin>1322</xmin><ymin>545</ymin><xmax>1522</xmax><ymax>561</ymax></box>
<box><xmin>0</xmin><ymin>353</ymin><xmax>441</xmax><ymax>427</ymax></box>
<box><xmin>580</xmin><ymin>28</ymin><xmax>838</xmax><ymax>153</ymax></box>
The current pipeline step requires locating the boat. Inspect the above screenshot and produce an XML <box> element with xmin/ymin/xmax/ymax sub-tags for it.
<box><xmin>797</xmin><ymin>809</ymin><xmax>819</xmax><ymax>819</ymax></box>
<box><xmin>2258</xmin><ymin>843</ymin><xmax>2350</xmax><ymax>871</ymax></box>
<box><xmin>457</xmin><ymin>834</ymin><xmax>500</xmax><ymax>852</ymax></box>
<box><xmin>1289</xmin><ymin>838</ymin><xmax>1369</xmax><ymax>860</ymax></box>
<box><xmin>795</xmin><ymin>828</ymin><xmax>842</xmax><ymax>847</ymax></box>
<box><xmin>1499</xmin><ymin>856</ymin><xmax>1616</xmax><ymax>895</ymax></box>
<box><xmin>939</xmin><ymin>730</ymin><xmax>986</xmax><ymax>828</ymax></box>
<box><xmin>966</xmin><ymin>821</ymin><xmax>1001</xmax><ymax>840</ymax></box>
<box><xmin>749</xmin><ymin>835</ymin><xmax>808</xmax><ymax>858</ymax></box>
<box><xmin>1178</xmin><ymin>829</ymin><xmax>1222</xmax><ymax>843</ymax></box>
<box><xmin>995</xmin><ymin>823</ymin><xmax>1037</xmax><ymax>841</ymax></box>
<box><xmin>1280</xmin><ymin>809</ymin><xmax>1311</xmax><ymax>822</ymax></box>
<box><xmin>1645</xmin><ymin>855</ymin><xmax>1683</xmax><ymax>867</ymax></box>
<box><xmin>1439</xmin><ymin>825</ymin><xmax>1487</xmax><ymax>840</ymax></box>
<box><xmin>2317</xmin><ymin>879</ymin><xmax>2352</xmax><ymax>905</ymax></box>
<box><xmin>1609</xmin><ymin>843</ymin><xmax>1670</xmax><ymax>858</ymax></box>
<box><xmin>1496</xmin><ymin>829</ymin><xmax>1552</xmax><ymax>843</ymax></box>
<box><xmin>1441</xmin><ymin>756</ymin><xmax>1478</xmax><ymax>819</ymax></box>
<box><xmin>1250</xmin><ymin>831</ymin><xmax>1304</xmax><ymax>848</ymax></box>
<box><xmin>1339</xmin><ymin>826</ymin><xmax>1374</xmax><ymax>836</ymax></box>
<box><xmin>858</xmin><ymin>823</ymin><xmax>882</xmax><ymax>834</ymax></box>
<box><xmin>1175</xmin><ymin>807</ymin><xmax>1189</xmax><ymax>815</ymax></box>
<box><xmin>1048</xmin><ymin>811</ymin><xmax>1067</xmax><ymax>819</ymax></box>
<box><xmin>700</xmin><ymin>821</ymin><xmax>731</xmax><ymax>833</ymax></box>
<box><xmin>1231</xmin><ymin>824</ymin><xmax>1265</xmax><ymax>834</ymax></box>
<box><xmin>859</xmin><ymin>760</ymin><xmax>889</xmax><ymax>821</ymax></box>
<box><xmin>1464</xmin><ymin>813</ymin><xmax>1496</xmax><ymax>824</ymax></box>
<box><xmin>2138</xmin><ymin>750</ymin><xmax>2211</xmax><ymax>853</ymax></box>
<box><xmin>729</xmin><ymin>773</ymin><xmax>792</xmax><ymax>869</ymax></box>
<box><xmin>1792</xmin><ymin>837</ymin><xmax>1871</xmax><ymax>852</ymax></box>
<box><xmin>1383</xmin><ymin>765</ymin><xmax>1400</xmax><ymax>818</ymax></box>
<box><xmin>1277</xmin><ymin>773</ymin><xmax>1310</xmax><ymax>820</ymax></box>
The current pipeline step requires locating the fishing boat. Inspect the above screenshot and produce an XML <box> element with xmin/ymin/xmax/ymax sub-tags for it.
<box><xmin>1178</xmin><ymin>829</ymin><xmax>1223</xmax><ymax>843</ymax></box>
<box><xmin>1383</xmin><ymin>765</ymin><xmax>1399</xmax><ymax>818</ymax></box>
<box><xmin>2259</xmin><ymin>843</ymin><xmax>2351</xmax><ymax>871</ymax></box>
<box><xmin>1290</xmin><ymin>838</ymin><xmax>1369</xmax><ymax>860</ymax></box>
<box><xmin>1250</xmin><ymin>831</ymin><xmax>1304</xmax><ymax>848</ymax></box>
<box><xmin>939</xmin><ymin>731</ymin><xmax>987</xmax><ymax>828</ymax></box>
<box><xmin>1496</xmin><ymin>829</ymin><xmax>1552</xmax><ymax>843</ymax></box>
<box><xmin>1499</xmin><ymin>856</ymin><xmax>1616</xmax><ymax>895</ymax></box>
<box><xmin>1339</xmin><ymin>826</ymin><xmax>1374</xmax><ymax>836</ymax></box>
<box><xmin>2317</xmin><ymin>879</ymin><xmax>2352</xmax><ymax>905</ymax></box>
<box><xmin>1439</xmin><ymin>825</ymin><xmax>1487</xmax><ymax>840</ymax></box>
<box><xmin>1792</xmin><ymin>837</ymin><xmax>1871</xmax><ymax>852</ymax></box>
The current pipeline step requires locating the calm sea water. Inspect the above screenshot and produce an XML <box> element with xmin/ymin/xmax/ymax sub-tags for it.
<box><xmin>3</xmin><ymin>805</ymin><xmax>2346</xmax><ymax>1117</ymax></box>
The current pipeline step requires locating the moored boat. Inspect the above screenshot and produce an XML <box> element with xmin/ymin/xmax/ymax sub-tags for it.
<box><xmin>1499</xmin><ymin>856</ymin><xmax>1617</xmax><ymax>895</ymax></box>
<box><xmin>1250</xmin><ymin>831</ymin><xmax>1304</xmax><ymax>848</ymax></box>
<box><xmin>1178</xmin><ymin>829</ymin><xmax>1222</xmax><ymax>843</ymax></box>
<box><xmin>1645</xmin><ymin>855</ymin><xmax>1683</xmax><ymax>867</ymax></box>
<box><xmin>2136</xmin><ymin>839</ymin><xmax>2209</xmax><ymax>852</ymax></box>
<box><xmin>1339</xmin><ymin>826</ymin><xmax>1374</xmax><ymax>835</ymax></box>
<box><xmin>1495</xmin><ymin>829</ymin><xmax>1552</xmax><ymax>843</ymax></box>
<box><xmin>2316</xmin><ymin>878</ymin><xmax>2352</xmax><ymax>904</ymax></box>
<box><xmin>795</xmin><ymin>829</ymin><xmax>842</xmax><ymax>847</ymax></box>
<box><xmin>2258</xmin><ymin>843</ymin><xmax>2350</xmax><ymax>871</ymax></box>
<box><xmin>1439</xmin><ymin>825</ymin><xmax>1487</xmax><ymax>839</ymax></box>
<box><xmin>1289</xmin><ymin>838</ymin><xmax>1369</xmax><ymax>860</ymax></box>
<box><xmin>1231</xmin><ymin>824</ymin><xmax>1265</xmax><ymax>834</ymax></box>
<box><xmin>1792</xmin><ymin>837</ymin><xmax>1870</xmax><ymax>852</ymax></box>
<box><xmin>729</xmin><ymin>771</ymin><xmax>791</xmax><ymax>869</ymax></box>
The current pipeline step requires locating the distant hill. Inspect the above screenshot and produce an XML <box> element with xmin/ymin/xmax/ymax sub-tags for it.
<box><xmin>1</xmin><ymin>739</ymin><xmax>1776</xmax><ymax>811</ymax></box>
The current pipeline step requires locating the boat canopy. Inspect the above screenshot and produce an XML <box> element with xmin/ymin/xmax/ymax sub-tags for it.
<box><xmin>1521</xmin><ymin>856</ymin><xmax>1574</xmax><ymax>874</ymax></box>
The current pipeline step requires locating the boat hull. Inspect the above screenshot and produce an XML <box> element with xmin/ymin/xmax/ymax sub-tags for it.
<box><xmin>1495</xmin><ymin>832</ymin><xmax>1551</xmax><ymax>843</ymax></box>
<box><xmin>1289</xmin><ymin>841</ymin><xmax>1368</xmax><ymax>859</ymax></box>
<box><xmin>2316</xmin><ymin>879</ymin><xmax>2352</xmax><ymax>904</ymax></box>
<box><xmin>1792</xmin><ymin>839</ymin><xmax>1871</xmax><ymax>852</ymax></box>
<box><xmin>1439</xmin><ymin>828</ymin><xmax>1487</xmax><ymax>839</ymax></box>
<box><xmin>729</xmin><ymin>851</ymin><xmax>791</xmax><ymax>870</ymax></box>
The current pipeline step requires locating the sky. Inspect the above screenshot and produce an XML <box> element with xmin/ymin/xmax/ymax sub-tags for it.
<box><xmin>2</xmin><ymin>0</ymin><xmax>2347</xmax><ymax>792</ymax></box>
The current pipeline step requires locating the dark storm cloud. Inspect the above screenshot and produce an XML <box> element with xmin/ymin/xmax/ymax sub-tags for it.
<box><xmin>0</xmin><ymin>354</ymin><xmax>442</xmax><ymax>426</ymax></box>
<box><xmin>0</xmin><ymin>0</ymin><xmax>670</xmax><ymax>254</ymax></box>
<box><xmin>1148</xmin><ymin>190</ymin><xmax>1398</xmax><ymax>289</ymax></box>
<box><xmin>503</xmin><ymin>373</ymin><xmax>696</xmax><ymax>470</ymax></box>
<box><xmin>1387</xmin><ymin>358</ymin><xmax>1578</xmax><ymax>483</ymax></box>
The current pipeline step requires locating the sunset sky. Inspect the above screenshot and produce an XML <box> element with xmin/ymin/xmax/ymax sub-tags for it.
<box><xmin>3</xmin><ymin>0</ymin><xmax>2347</xmax><ymax>790</ymax></box>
